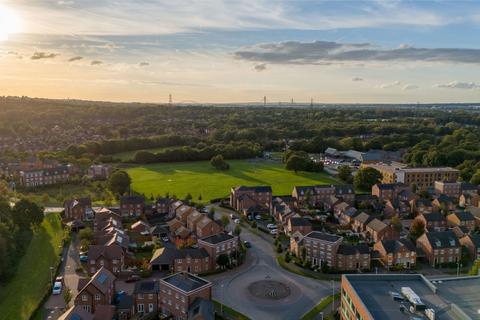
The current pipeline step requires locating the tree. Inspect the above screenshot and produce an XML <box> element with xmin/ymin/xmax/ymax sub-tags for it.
<box><xmin>390</xmin><ymin>215</ymin><xmax>402</xmax><ymax>233</ymax></box>
<box><xmin>207</xmin><ymin>207</ymin><xmax>215</xmax><ymax>220</ymax></box>
<box><xmin>210</xmin><ymin>154</ymin><xmax>230</xmax><ymax>170</ymax></box>
<box><xmin>337</xmin><ymin>165</ymin><xmax>353</xmax><ymax>183</ymax></box>
<box><xmin>470</xmin><ymin>170</ymin><xmax>480</xmax><ymax>185</ymax></box>
<box><xmin>409</xmin><ymin>219</ymin><xmax>425</xmax><ymax>241</ymax></box>
<box><xmin>12</xmin><ymin>199</ymin><xmax>44</xmax><ymax>230</ymax></box>
<box><xmin>220</xmin><ymin>215</ymin><xmax>230</xmax><ymax>228</ymax></box>
<box><xmin>63</xmin><ymin>288</ymin><xmax>72</xmax><ymax>305</ymax></box>
<box><xmin>107</xmin><ymin>170</ymin><xmax>131</xmax><ymax>196</ymax></box>
<box><xmin>184</xmin><ymin>193</ymin><xmax>193</xmax><ymax>202</ymax></box>
<box><xmin>234</xmin><ymin>225</ymin><xmax>242</xmax><ymax>236</ymax></box>
<box><xmin>217</xmin><ymin>254</ymin><xmax>230</xmax><ymax>269</ymax></box>
<box><xmin>78</xmin><ymin>227</ymin><xmax>93</xmax><ymax>242</ymax></box>
<box><xmin>286</xmin><ymin>155</ymin><xmax>306</xmax><ymax>173</ymax></box>
<box><xmin>353</xmin><ymin>167</ymin><xmax>383</xmax><ymax>191</ymax></box>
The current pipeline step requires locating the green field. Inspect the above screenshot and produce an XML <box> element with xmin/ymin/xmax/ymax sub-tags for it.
<box><xmin>127</xmin><ymin>159</ymin><xmax>338</xmax><ymax>201</ymax></box>
<box><xmin>0</xmin><ymin>213</ymin><xmax>64</xmax><ymax>320</ymax></box>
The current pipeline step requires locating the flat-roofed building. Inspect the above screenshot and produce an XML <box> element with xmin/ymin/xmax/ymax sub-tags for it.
<box><xmin>396</xmin><ymin>167</ymin><xmax>459</xmax><ymax>190</ymax></box>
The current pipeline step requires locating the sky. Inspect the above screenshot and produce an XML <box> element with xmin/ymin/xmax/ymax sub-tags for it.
<box><xmin>0</xmin><ymin>0</ymin><xmax>480</xmax><ymax>104</ymax></box>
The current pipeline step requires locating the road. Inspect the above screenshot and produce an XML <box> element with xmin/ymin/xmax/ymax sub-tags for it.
<box><xmin>206</xmin><ymin>205</ymin><xmax>335</xmax><ymax>320</ymax></box>
<box><xmin>43</xmin><ymin>235</ymin><xmax>81</xmax><ymax>319</ymax></box>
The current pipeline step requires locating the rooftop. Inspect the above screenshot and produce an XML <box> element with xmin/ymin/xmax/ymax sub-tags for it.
<box><xmin>199</xmin><ymin>233</ymin><xmax>236</xmax><ymax>245</ymax></box>
<box><xmin>343</xmin><ymin>274</ymin><xmax>480</xmax><ymax>320</ymax></box>
<box><xmin>161</xmin><ymin>272</ymin><xmax>211</xmax><ymax>293</ymax></box>
<box><xmin>305</xmin><ymin>231</ymin><xmax>342</xmax><ymax>243</ymax></box>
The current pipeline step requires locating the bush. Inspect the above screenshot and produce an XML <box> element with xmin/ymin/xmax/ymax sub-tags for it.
<box><xmin>284</xmin><ymin>251</ymin><xmax>291</xmax><ymax>263</ymax></box>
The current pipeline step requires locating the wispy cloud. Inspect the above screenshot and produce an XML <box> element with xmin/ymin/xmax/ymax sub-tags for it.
<box><xmin>90</xmin><ymin>60</ymin><xmax>103</xmax><ymax>66</ymax></box>
<box><xmin>254</xmin><ymin>63</ymin><xmax>267</xmax><ymax>72</ymax></box>
<box><xmin>435</xmin><ymin>81</ymin><xmax>480</xmax><ymax>90</ymax></box>
<box><xmin>378</xmin><ymin>81</ymin><xmax>401</xmax><ymax>89</ymax></box>
<box><xmin>403</xmin><ymin>84</ymin><xmax>419</xmax><ymax>90</ymax></box>
<box><xmin>68</xmin><ymin>56</ymin><xmax>83</xmax><ymax>62</ymax></box>
<box><xmin>31</xmin><ymin>52</ymin><xmax>59</xmax><ymax>60</ymax></box>
<box><xmin>352</xmin><ymin>77</ymin><xmax>364</xmax><ymax>82</ymax></box>
<box><xmin>139</xmin><ymin>62</ymin><xmax>149</xmax><ymax>67</ymax></box>
<box><xmin>234</xmin><ymin>40</ymin><xmax>480</xmax><ymax>66</ymax></box>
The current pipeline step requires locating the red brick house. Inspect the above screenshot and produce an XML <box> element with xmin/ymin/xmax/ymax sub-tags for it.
<box><xmin>120</xmin><ymin>195</ymin><xmax>145</xmax><ymax>217</ymax></box>
<box><xmin>459</xmin><ymin>234</ymin><xmax>480</xmax><ymax>261</ymax></box>
<box><xmin>286</xmin><ymin>217</ymin><xmax>313</xmax><ymax>236</ymax></box>
<box><xmin>74</xmin><ymin>267</ymin><xmax>116</xmax><ymax>313</ymax></box>
<box><xmin>159</xmin><ymin>272</ymin><xmax>213</xmax><ymax>320</ymax></box>
<box><xmin>414</xmin><ymin>213</ymin><xmax>447</xmax><ymax>232</ymax></box>
<box><xmin>133</xmin><ymin>280</ymin><xmax>160</xmax><ymax>315</ymax></box>
<box><xmin>230</xmin><ymin>186</ymin><xmax>272</xmax><ymax>213</ymax></box>
<box><xmin>336</xmin><ymin>244</ymin><xmax>371</xmax><ymax>271</ymax></box>
<box><xmin>416</xmin><ymin>231</ymin><xmax>461</xmax><ymax>266</ymax></box>
<box><xmin>373</xmin><ymin>238</ymin><xmax>416</xmax><ymax>269</ymax></box>
<box><xmin>64</xmin><ymin>197</ymin><xmax>93</xmax><ymax>221</ymax></box>
<box><xmin>150</xmin><ymin>247</ymin><xmax>210</xmax><ymax>274</ymax></box>
<box><xmin>87</xmin><ymin>244</ymin><xmax>124</xmax><ymax>276</ymax></box>
<box><xmin>198</xmin><ymin>233</ymin><xmax>239</xmax><ymax>269</ymax></box>
<box><xmin>195</xmin><ymin>216</ymin><xmax>223</xmax><ymax>239</ymax></box>
<box><xmin>365</xmin><ymin>219</ymin><xmax>399</xmax><ymax>243</ymax></box>
<box><xmin>447</xmin><ymin>211</ymin><xmax>476</xmax><ymax>231</ymax></box>
<box><xmin>410</xmin><ymin>199</ymin><xmax>435</xmax><ymax>215</ymax></box>
<box><xmin>290</xmin><ymin>231</ymin><xmax>343</xmax><ymax>268</ymax></box>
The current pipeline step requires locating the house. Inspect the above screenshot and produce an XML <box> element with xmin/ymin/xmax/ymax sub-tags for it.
<box><xmin>434</xmin><ymin>181</ymin><xmax>461</xmax><ymax>198</ymax></box>
<box><xmin>57</xmin><ymin>306</ymin><xmax>94</xmax><ymax>320</ymax></box>
<box><xmin>459</xmin><ymin>234</ymin><xmax>480</xmax><ymax>261</ymax></box>
<box><xmin>333</xmin><ymin>202</ymin><xmax>357</xmax><ymax>225</ymax></box>
<box><xmin>150</xmin><ymin>225</ymin><xmax>169</xmax><ymax>239</ymax></box>
<box><xmin>461</xmin><ymin>182</ymin><xmax>478</xmax><ymax>195</ymax></box>
<box><xmin>156</xmin><ymin>197</ymin><xmax>171</xmax><ymax>215</ymax></box>
<box><xmin>459</xmin><ymin>192</ymin><xmax>480</xmax><ymax>208</ymax></box>
<box><xmin>19</xmin><ymin>164</ymin><xmax>71</xmax><ymax>188</ymax></box>
<box><xmin>230</xmin><ymin>186</ymin><xmax>272</xmax><ymax>213</ymax></box>
<box><xmin>414</xmin><ymin>213</ymin><xmax>447</xmax><ymax>232</ymax></box>
<box><xmin>120</xmin><ymin>195</ymin><xmax>145</xmax><ymax>217</ymax></box>
<box><xmin>170</xmin><ymin>200</ymin><xmax>185</xmax><ymax>216</ymax></box>
<box><xmin>117</xmin><ymin>295</ymin><xmax>134</xmax><ymax>320</ymax></box>
<box><xmin>447</xmin><ymin>211</ymin><xmax>476</xmax><ymax>231</ymax></box>
<box><xmin>187</xmin><ymin>210</ymin><xmax>204</xmax><ymax>231</ymax></box>
<box><xmin>74</xmin><ymin>267</ymin><xmax>116</xmax><ymax>313</ymax></box>
<box><xmin>286</xmin><ymin>217</ymin><xmax>312</xmax><ymax>236</ymax></box>
<box><xmin>130</xmin><ymin>220</ymin><xmax>151</xmax><ymax>235</ymax></box>
<box><xmin>176</xmin><ymin>205</ymin><xmax>195</xmax><ymax>224</ymax></box>
<box><xmin>373</xmin><ymin>238</ymin><xmax>416</xmax><ymax>269</ymax></box>
<box><xmin>198</xmin><ymin>233</ymin><xmax>239</xmax><ymax>270</ymax></box>
<box><xmin>323</xmin><ymin>195</ymin><xmax>342</xmax><ymax>211</ymax></box>
<box><xmin>87</xmin><ymin>164</ymin><xmax>112</xmax><ymax>180</ymax></box>
<box><xmin>150</xmin><ymin>247</ymin><xmax>210</xmax><ymax>274</ymax></box>
<box><xmin>173</xmin><ymin>226</ymin><xmax>193</xmax><ymax>247</ymax></box>
<box><xmin>355</xmin><ymin>194</ymin><xmax>379</xmax><ymax>210</ymax></box>
<box><xmin>410</xmin><ymin>199</ymin><xmax>435</xmax><ymax>215</ymax></box>
<box><xmin>416</xmin><ymin>231</ymin><xmax>461</xmax><ymax>266</ymax></box>
<box><xmin>290</xmin><ymin>231</ymin><xmax>343</xmax><ymax>268</ymax></box>
<box><xmin>351</xmin><ymin>212</ymin><xmax>374</xmax><ymax>233</ymax></box>
<box><xmin>273</xmin><ymin>196</ymin><xmax>295</xmax><ymax>223</ymax></box>
<box><xmin>159</xmin><ymin>272</ymin><xmax>213</xmax><ymax>320</ymax></box>
<box><xmin>64</xmin><ymin>197</ymin><xmax>93</xmax><ymax>221</ymax></box>
<box><xmin>365</xmin><ymin>219</ymin><xmax>398</xmax><ymax>243</ymax></box>
<box><xmin>133</xmin><ymin>280</ymin><xmax>160</xmax><ymax>315</ymax></box>
<box><xmin>384</xmin><ymin>199</ymin><xmax>410</xmax><ymax>218</ymax></box>
<box><xmin>371</xmin><ymin>183</ymin><xmax>409</xmax><ymax>202</ymax></box>
<box><xmin>87</xmin><ymin>244</ymin><xmax>124</xmax><ymax>275</ymax></box>
<box><xmin>335</xmin><ymin>185</ymin><xmax>355</xmax><ymax>204</ymax></box>
<box><xmin>432</xmin><ymin>194</ymin><xmax>456</xmax><ymax>213</ymax></box>
<box><xmin>195</xmin><ymin>216</ymin><xmax>223</xmax><ymax>239</ymax></box>
<box><xmin>452</xmin><ymin>225</ymin><xmax>470</xmax><ymax>238</ymax></box>
<box><xmin>336</xmin><ymin>244</ymin><xmax>371</xmax><ymax>271</ymax></box>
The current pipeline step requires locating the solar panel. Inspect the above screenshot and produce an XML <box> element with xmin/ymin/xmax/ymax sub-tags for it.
<box><xmin>98</xmin><ymin>273</ymin><xmax>108</xmax><ymax>284</ymax></box>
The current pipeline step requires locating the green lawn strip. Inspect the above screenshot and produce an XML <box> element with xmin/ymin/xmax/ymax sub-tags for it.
<box><xmin>213</xmin><ymin>300</ymin><xmax>251</xmax><ymax>320</ymax></box>
<box><xmin>301</xmin><ymin>293</ymin><xmax>340</xmax><ymax>320</ymax></box>
<box><xmin>112</xmin><ymin>146</ymin><xmax>172</xmax><ymax>161</ymax></box>
<box><xmin>276</xmin><ymin>255</ymin><xmax>340</xmax><ymax>281</ymax></box>
<box><xmin>127</xmin><ymin>159</ymin><xmax>338</xmax><ymax>202</ymax></box>
<box><xmin>0</xmin><ymin>213</ymin><xmax>64</xmax><ymax>320</ymax></box>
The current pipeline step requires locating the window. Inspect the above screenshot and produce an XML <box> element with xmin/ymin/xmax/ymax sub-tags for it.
<box><xmin>82</xmin><ymin>294</ymin><xmax>88</xmax><ymax>301</ymax></box>
<box><xmin>137</xmin><ymin>304</ymin><xmax>145</xmax><ymax>313</ymax></box>
<box><xmin>95</xmin><ymin>294</ymin><xmax>101</xmax><ymax>301</ymax></box>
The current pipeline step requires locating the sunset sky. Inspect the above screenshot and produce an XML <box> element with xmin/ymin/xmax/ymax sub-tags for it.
<box><xmin>1</xmin><ymin>0</ymin><xmax>480</xmax><ymax>103</ymax></box>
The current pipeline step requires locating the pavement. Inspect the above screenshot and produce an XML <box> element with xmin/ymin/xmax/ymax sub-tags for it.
<box><xmin>205</xmin><ymin>205</ymin><xmax>335</xmax><ymax>320</ymax></box>
<box><xmin>43</xmin><ymin>235</ymin><xmax>82</xmax><ymax>319</ymax></box>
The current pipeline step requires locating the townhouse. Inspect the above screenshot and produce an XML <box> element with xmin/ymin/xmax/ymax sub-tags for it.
<box><xmin>416</xmin><ymin>231</ymin><xmax>461</xmax><ymax>266</ymax></box>
<box><xmin>410</xmin><ymin>198</ymin><xmax>435</xmax><ymax>215</ymax></box>
<box><xmin>64</xmin><ymin>197</ymin><xmax>93</xmax><ymax>221</ymax></box>
<box><xmin>87</xmin><ymin>244</ymin><xmax>124</xmax><ymax>276</ymax></box>
<box><xmin>432</xmin><ymin>194</ymin><xmax>456</xmax><ymax>213</ymax></box>
<box><xmin>292</xmin><ymin>184</ymin><xmax>355</xmax><ymax>208</ymax></box>
<box><xmin>195</xmin><ymin>216</ymin><xmax>223</xmax><ymax>239</ymax></box>
<box><xmin>87</xmin><ymin>164</ymin><xmax>112</xmax><ymax>180</ymax></box>
<box><xmin>364</xmin><ymin>218</ymin><xmax>398</xmax><ymax>243</ymax></box>
<box><xmin>336</xmin><ymin>244</ymin><xmax>371</xmax><ymax>271</ymax></box>
<box><xmin>414</xmin><ymin>213</ymin><xmax>447</xmax><ymax>232</ymax></box>
<box><xmin>19</xmin><ymin>164</ymin><xmax>71</xmax><ymax>188</ymax></box>
<box><xmin>290</xmin><ymin>231</ymin><xmax>343</xmax><ymax>267</ymax></box>
<box><xmin>371</xmin><ymin>183</ymin><xmax>409</xmax><ymax>202</ymax></box>
<box><xmin>459</xmin><ymin>234</ymin><xmax>480</xmax><ymax>261</ymax></box>
<box><xmin>198</xmin><ymin>233</ymin><xmax>239</xmax><ymax>270</ymax></box>
<box><xmin>159</xmin><ymin>272</ymin><xmax>213</xmax><ymax>319</ymax></box>
<box><xmin>285</xmin><ymin>217</ymin><xmax>312</xmax><ymax>236</ymax></box>
<box><xmin>447</xmin><ymin>211</ymin><xmax>476</xmax><ymax>231</ymax></box>
<box><xmin>150</xmin><ymin>247</ymin><xmax>210</xmax><ymax>274</ymax></box>
<box><xmin>434</xmin><ymin>181</ymin><xmax>461</xmax><ymax>198</ymax></box>
<box><xmin>133</xmin><ymin>280</ymin><xmax>160</xmax><ymax>315</ymax></box>
<box><xmin>75</xmin><ymin>267</ymin><xmax>116</xmax><ymax>313</ymax></box>
<box><xmin>120</xmin><ymin>195</ymin><xmax>145</xmax><ymax>217</ymax></box>
<box><xmin>230</xmin><ymin>186</ymin><xmax>272</xmax><ymax>213</ymax></box>
<box><xmin>156</xmin><ymin>197</ymin><xmax>171</xmax><ymax>215</ymax></box>
<box><xmin>374</xmin><ymin>238</ymin><xmax>416</xmax><ymax>269</ymax></box>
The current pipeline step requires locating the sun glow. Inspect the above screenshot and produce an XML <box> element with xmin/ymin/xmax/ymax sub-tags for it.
<box><xmin>0</xmin><ymin>5</ymin><xmax>21</xmax><ymax>41</ymax></box>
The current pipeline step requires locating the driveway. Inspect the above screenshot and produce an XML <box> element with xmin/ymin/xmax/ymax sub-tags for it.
<box><xmin>43</xmin><ymin>235</ymin><xmax>82</xmax><ymax>319</ymax></box>
<box><xmin>206</xmin><ymin>205</ymin><xmax>335</xmax><ymax>320</ymax></box>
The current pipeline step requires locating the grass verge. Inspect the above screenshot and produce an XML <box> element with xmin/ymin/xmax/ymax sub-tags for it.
<box><xmin>0</xmin><ymin>213</ymin><xmax>64</xmax><ymax>320</ymax></box>
<box><xmin>276</xmin><ymin>255</ymin><xmax>340</xmax><ymax>281</ymax></box>
<box><xmin>213</xmin><ymin>300</ymin><xmax>251</xmax><ymax>320</ymax></box>
<box><xmin>301</xmin><ymin>293</ymin><xmax>340</xmax><ymax>320</ymax></box>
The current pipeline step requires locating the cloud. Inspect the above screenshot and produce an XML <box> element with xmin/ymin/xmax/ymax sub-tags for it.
<box><xmin>68</xmin><ymin>56</ymin><xmax>83</xmax><ymax>62</ymax></box>
<box><xmin>90</xmin><ymin>60</ymin><xmax>103</xmax><ymax>66</ymax></box>
<box><xmin>254</xmin><ymin>63</ymin><xmax>267</xmax><ymax>72</ymax></box>
<box><xmin>352</xmin><ymin>77</ymin><xmax>364</xmax><ymax>82</ymax></box>
<box><xmin>435</xmin><ymin>81</ymin><xmax>480</xmax><ymax>90</ymax></box>
<box><xmin>139</xmin><ymin>62</ymin><xmax>150</xmax><ymax>67</ymax></box>
<box><xmin>403</xmin><ymin>84</ymin><xmax>419</xmax><ymax>90</ymax></box>
<box><xmin>31</xmin><ymin>52</ymin><xmax>59</xmax><ymax>60</ymax></box>
<box><xmin>378</xmin><ymin>81</ymin><xmax>401</xmax><ymax>89</ymax></box>
<box><xmin>233</xmin><ymin>40</ymin><xmax>480</xmax><ymax>66</ymax></box>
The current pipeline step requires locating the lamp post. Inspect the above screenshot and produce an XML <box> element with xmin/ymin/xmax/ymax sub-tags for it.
<box><xmin>49</xmin><ymin>266</ymin><xmax>54</xmax><ymax>284</ymax></box>
<box><xmin>221</xmin><ymin>284</ymin><xmax>224</xmax><ymax>315</ymax></box>
<box><xmin>331</xmin><ymin>280</ymin><xmax>335</xmax><ymax>313</ymax></box>
<box><xmin>320</xmin><ymin>311</ymin><xmax>324</xmax><ymax>320</ymax></box>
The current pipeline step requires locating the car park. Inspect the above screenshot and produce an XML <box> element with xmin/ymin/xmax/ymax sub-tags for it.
<box><xmin>52</xmin><ymin>281</ymin><xmax>62</xmax><ymax>295</ymax></box>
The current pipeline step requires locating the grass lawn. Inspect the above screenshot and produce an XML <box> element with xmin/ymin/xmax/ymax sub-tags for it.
<box><xmin>0</xmin><ymin>213</ymin><xmax>64</xmax><ymax>320</ymax></box>
<box><xmin>127</xmin><ymin>159</ymin><xmax>338</xmax><ymax>201</ymax></box>
<box><xmin>112</xmin><ymin>146</ymin><xmax>172</xmax><ymax>161</ymax></box>
<box><xmin>301</xmin><ymin>294</ymin><xmax>340</xmax><ymax>320</ymax></box>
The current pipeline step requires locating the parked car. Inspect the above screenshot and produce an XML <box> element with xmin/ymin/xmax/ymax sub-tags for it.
<box><xmin>270</xmin><ymin>229</ymin><xmax>278</xmax><ymax>235</ymax></box>
<box><xmin>79</xmin><ymin>255</ymin><xmax>88</xmax><ymax>263</ymax></box>
<box><xmin>52</xmin><ymin>281</ymin><xmax>62</xmax><ymax>295</ymax></box>
<box><xmin>230</xmin><ymin>214</ymin><xmax>235</xmax><ymax>219</ymax></box>
<box><xmin>267</xmin><ymin>223</ymin><xmax>276</xmax><ymax>229</ymax></box>
<box><xmin>247</xmin><ymin>215</ymin><xmax>253</xmax><ymax>221</ymax></box>
<box><xmin>55</xmin><ymin>276</ymin><xmax>64</xmax><ymax>284</ymax></box>
<box><xmin>234</xmin><ymin>219</ymin><xmax>241</xmax><ymax>224</ymax></box>
<box><xmin>126</xmin><ymin>275</ymin><xmax>141</xmax><ymax>283</ymax></box>
<box><xmin>244</xmin><ymin>241</ymin><xmax>251</xmax><ymax>248</ymax></box>
<box><xmin>161</xmin><ymin>237</ymin><xmax>169</xmax><ymax>242</ymax></box>
<box><xmin>255</xmin><ymin>215</ymin><xmax>262</xmax><ymax>220</ymax></box>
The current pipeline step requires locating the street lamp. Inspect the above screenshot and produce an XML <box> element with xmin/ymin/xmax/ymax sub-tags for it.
<box><xmin>221</xmin><ymin>284</ymin><xmax>224</xmax><ymax>315</ymax></box>
<box><xmin>49</xmin><ymin>266</ymin><xmax>54</xmax><ymax>284</ymax></box>
<box><xmin>320</xmin><ymin>311</ymin><xmax>324</xmax><ymax>320</ymax></box>
<box><xmin>457</xmin><ymin>262</ymin><xmax>463</xmax><ymax>277</ymax></box>
<box><xmin>331</xmin><ymin>280</ymin><xmax>335</xmax><ymax>313</ymax></box>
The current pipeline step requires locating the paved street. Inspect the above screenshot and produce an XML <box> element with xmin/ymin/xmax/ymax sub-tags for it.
<box><xmin>206</xmin><ymin>205</ymin><xmax>335</xmax><ymax>320</ymax></box>
<box><xmin>43</xmin><ymin>235</ymin><xmax>82</xmax><ymax>319</ymax></box>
